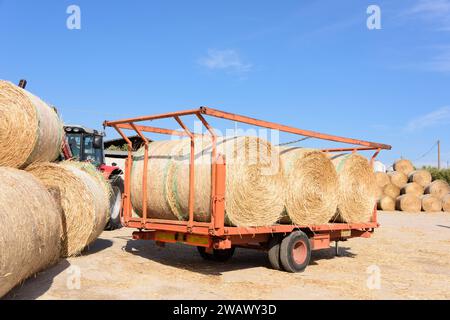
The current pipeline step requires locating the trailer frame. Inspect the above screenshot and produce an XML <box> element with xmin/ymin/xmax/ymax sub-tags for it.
<box><xmin>104</xmin><ymin>107</ymin><xmax>391</xmax><ymax>272</ymax></box>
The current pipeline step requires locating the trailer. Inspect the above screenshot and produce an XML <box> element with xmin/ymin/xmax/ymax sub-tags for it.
<box><xmin>104</xmin><ymin>107</ymin><xmax>391</xmax><ymax>273</ymax></box>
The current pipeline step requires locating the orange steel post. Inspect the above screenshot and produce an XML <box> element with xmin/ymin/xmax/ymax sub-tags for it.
<box><xmin>105</xmin><ymin>108</ymin><xmax>201</xmax><ymax>125</ymax></box>
<box><xmin>130</xmin><ymin>123</ymin><xmax>150</xmax><ymax>227</ymax></box>
<box><xmin>370</xmin><ymin>148</ymin><xmax>381</xmax><ymax>166</ymax></box>
<box><xmin>113</xmin><ymin>125</ymin><xmax>133</xmax><ymax>225</ymax></box>
<box><xmin>174</xmin><ymin>116</ymin><xmax>196</xmax><ymax>230</ymax></box>
<box><xmin>115</xmin><ymin>123</ymin><xmax>189</xmax><ymax>137</ymax></box>
<box><xmin>322</xmin><ymin>147</ymin><xmax>381</xmax><ymax>152</ymax></box>
<box><xmin>214</xmin><ymin>154</ymin><xmax>226</xmax><ymax>232</ymax></box>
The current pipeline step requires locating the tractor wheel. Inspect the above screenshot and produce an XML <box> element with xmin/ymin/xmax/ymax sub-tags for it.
<box><xmin>197</xmin><ymin>247</ymin><xmax>235</xmax><ymax>262</ymax></box>
<box><xmin>105</xmin><ymin>175</ymin><xmax>124</xmax><ymax>231</ymax></box>
<box><xmin>279</xmin><ymin>231</ymin><xmax>311</xmax><ymax>273</ymax></box>
<box><xmin>268</xmin><ymin>235</ymin><xmax>283</xmax><ymax>271</ymax></box>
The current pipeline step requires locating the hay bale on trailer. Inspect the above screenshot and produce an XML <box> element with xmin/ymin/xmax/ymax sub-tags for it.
<box><xmin>375</xmin><ymin>172</ymin><xmax>390</xmax><ymax>188</ymax></box>
<box><xmin>0</xmin><ymin>80</ymin><xmax>64</xmax><ymax>169</ymax></box>
<box><xmin>442</xmin><ymin>194</ymin><xmax>450</xmax><ymax>212</ymax></box>
<box><xmin>388</xmin><ymin>171</ymin><xmax>408</xmax><ymax>188</ymax></box>
<box><xmin>424</xmin><ymin>180</ymin><xmax>450</xmax><ymax>199</ymax></box>
<box><xmin>393</xmin><ymin>159</ymin><xmax>414</xmax><ymax>176</ymax></box>
<box><xmin>396</xmin><ymin>194</ymin><xmax>421</xmax><ymax>212</ymax></box>
<box><xmin>408</xmin><ymin>170</ymin><xmax>432</xmax><ymax>188</ymax></box>
<box><xmin>383</xmin><ymin>183</ymin><xmax>401</xmax><ymax>199</ymax></box>
<box><xmin>277</xmin><ymin>147</ymin><xmax>338</xmax><ymax>225</ymax></box>
<box><xmin>131</xmin><ymin>136</ymin><xmax>285</xmax><ymax>227</ymax></box>
<box><xmin>401</xmin><ymin>182</ymin><xmax>424</xmax><ymax>197</ymax></box>
<box><xmin>27</xmin><ymin>162</ymin><xmax>109</xmax><ymax>257</ymax></box>
<box><xmin>420</xmin><ymin>195</ymin><xmax>442</xmax><ymax>212</ymax></box>
<box><xmin>0</xmin><ymin>168</ymin><xmax>61</xmax><ymax>298</ymax></box>
<box><xmin>330</xmin><ymin>153</ymin><xmax>378</xmax><ymax>223</ymax></box>
<box><xmin>377</xmin><ymin>196</ymin><xmax>395</xmax><ymax>211</ymax></box>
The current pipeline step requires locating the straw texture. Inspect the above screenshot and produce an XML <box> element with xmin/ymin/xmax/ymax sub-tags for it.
<box><xmin>420</xmin><ymin>195</ymin><xmax>442</xmax><ymax>212</ymax></box>
<box><xmin>393</xmin><ymin>159</ymin><xmax>414</xmax><ymax>176</ymax></box>
<box><xmin>396</xmin><ymin>194</ymin><xmax>421</xmax><ymax>212</ymax></box>
<box><xmin>408</xmin><ymin>170</ymin><xmax>432</xmax><ymax>188</ymax></box>
<box><xmin>442</xmin><ymin>194</ymin><xmax>450</xmax><ymax>212</ymax></box>
<box><xmin>424</xmin><ymin>180</ymin><xmax>450</xmax><ymax>199</ymax></box>
<box><xmin>278</xmin><ymin>147</ymin><xmax>338</xmax><ymax>225</ymax></box>
<box><xmin>377</xmin><ymin>196</ymin><xmax>395</xmax><ymax>211</ymax></box>
<box><xmin>383</xmin><ymin>183</ymin><xmax>401</xmax><ymax>199</ymax></box>
<box><xmin>27</xmin><ymin>162</ymin><xmax>109</xmax><ymax>257</ymax></box>
<box><xmin>0</xmin><ymin>168</ymin><xmax>61</xmax><ymax>297</ymax></box>
<box><xmin>331</xmin><ymin>153</ymin><xmax>377</xmax><ymax>223</ymax></box>
<box><xmin>401</xmin><ymin>182</ymin><xmax>424</xmax><ymax>197</ymax></box>
<box><xmin>0</xmin><ymin>80</ymin><xmax>63</xmax><ymax>168</ymax></box>
<box><xmin>388</xmin><ymin>171</ymin><xmax>408</xmax><ymax>188</ymax></box>
<box><xmin>375</xmin><ymin>172</ymin><xmax>390</xmax><ymax>188</ymax></box>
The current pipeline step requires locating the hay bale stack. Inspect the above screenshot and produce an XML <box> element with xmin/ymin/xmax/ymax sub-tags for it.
<box><xmin>424</xmin><ymin>180</ymin><xmax>450</xmax><ymax>199</ymax></box>
<box><xmin>420</xmin><ymin>195</ymin><xmax>442</xmax><ymax>212</ymax></box>
<box><xmin>375</xmin><ymin>172</ymin><xmax>390</xmax><ymax>188</ymax></box>
<box><xmin>388</xmin><ymin>171</ymin><xmax>408</xmax><ymax>188</ymax></box>
<box><xmin>278</xmin><ymin>147</ymin><xmax>338</xmax><ymax>225</ymax></box>
<box><xmin>27</xmin><ymin>162</ymin><xmax>109</xmax><ymax>257</ymax></box>
<box><xmin>377</xmin><ymin>196</ymin><xmax>395</xmax><ymax>211</ymax></box>
<box><xmin>0</xmin><ymin>80</ymin><xmax>64</xmax><ymax>168</ymax></box>
<box><xmin>393</xmin><ymin>159</ymin><xmax>414</xmax><ymax>176</ymax></box>
<box><xmin>383</xmin><ymin>183</ymin><xmax>401</xmax><ymax>199</ymax></box>
<box><xmin>330</xmin><ymin>153</ymin><xmax>377</xmax><ymax>223</ymax></box>
<box><xmin>396</xmin><ymin>194</ymin><xmax>421</xmax><ymax>212</ymax></box>
<box><xmin>408</xmin><ymin>170</ymin><xmax>432</xmax><ymax>188</ymax></box>
<box><xmin>401</xmin><ymin>182</ymin><xmax>424</xmax><ymax>197</ymax></box>
<box><xmin>131</xmin><ymin>136</ymin><xmax>285</xmax><ymax>227</ymax></box>
<box><xmin>442</xmin><ymin>194</ymin><xmax>450</xmax><ymax>212</ymax></box>
<box><xmin>0</xmin><ymin>168</ymin><xmax>61</xmax><ymax>297</ymax></box>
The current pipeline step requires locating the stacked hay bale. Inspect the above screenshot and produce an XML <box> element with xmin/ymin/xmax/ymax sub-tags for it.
<box><xmin>378</xmin><ymin>158</ymin><xmax>449</xmax><ymax>213</ymax></box>
<box><xmin>131</xmin><ymin>136</ymin><xmax>285</xmax><ymax>227</ymax></box>
<box><xmin>0</xmin><ymin>168</ymin><xmax>61</xmax><ymax>297</ymax></box>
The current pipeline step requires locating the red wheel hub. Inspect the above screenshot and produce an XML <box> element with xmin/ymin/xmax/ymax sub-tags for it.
<box><xmin>292</xmin><ymin>240</ymin><xmax>307</xmax><ymax>264</ymax></box>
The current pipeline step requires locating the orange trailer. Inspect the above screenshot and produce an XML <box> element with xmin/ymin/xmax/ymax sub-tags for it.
<box><xmin>104</xmin><ymin>107</ymin><xmax>391</xmax><ymax>272</ymax></box>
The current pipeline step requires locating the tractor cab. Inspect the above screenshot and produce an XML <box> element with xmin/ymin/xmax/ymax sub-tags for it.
<box><xmin>64</xmin><ymin>125</ymin><xmax>105</xmax><ymax>167</ymax></box>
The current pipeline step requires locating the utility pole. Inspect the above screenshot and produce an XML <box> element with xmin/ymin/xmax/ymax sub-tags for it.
<box><xmin>437</xmin><ymin>140</ymin><xmax>441</xmax><ymax>170</ymax></box>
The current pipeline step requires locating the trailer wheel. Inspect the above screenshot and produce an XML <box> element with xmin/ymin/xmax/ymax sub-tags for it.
<box><xmin>197</xmin><ymin>247</ymin><xmax>235</xmax><ymax>262</ymax></box>
<box><xmin>105</xmin><ymin>175</ymin><xmax>124</xmax><ymax>231</ymax></box>
<box><xmin>280</xmin><ymin>231</ymin><xmax>311</xmax><ymax>273</ymax></box>
<box><xmin>268</xmin><ymin>235</ymin><xmax>283</xmax><ymax>270</ymax></box>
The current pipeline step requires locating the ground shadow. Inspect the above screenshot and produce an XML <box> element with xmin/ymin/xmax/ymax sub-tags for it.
<box><xmin>124</xmin><ymin>239</ymin><xmax>356</xmax><ymax>275</ymax></box>
<box><xmin>81</xmin><ymin>238</ymin><xmax>113</xmax><ymax>256</ymax></box>
<box><xmin>437</xmin><ymin>224</ymin><xmax>450</xmax><ymax>229</ymax></box>
<box><xmin>2</xmin><ymin>260</ymin><xmax>71</xmax><ymax>300</ymax></box>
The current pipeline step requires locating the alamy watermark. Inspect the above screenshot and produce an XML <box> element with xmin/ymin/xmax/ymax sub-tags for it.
<box><xmin>366</xmin><ymin>265</ymin><xmax>381</xmax><ymax>290</ymax></box>
<box><xmin>367</xmin><ymin>5</ymin><xmax>381</xmax><ymax>30</ymax></box>
<box><xmin>66</xmin><ymin>5</ymin><xmax>81</xmax><ymax>30</ymax></box>
<box><xmin>66</xmin><ymin>265</ymin><xmax>82</xmax><ymax>290</ymax></box>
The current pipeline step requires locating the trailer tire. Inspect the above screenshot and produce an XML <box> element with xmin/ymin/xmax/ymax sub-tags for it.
<box><xmin>105</xmin><ymin>175</ymin><xmax>124</xmax><ymax>231</ymax></box>
<box><xmin>268</xmin><ymin>235</ymin><xmax>283</xmax><ymax>270</ymax></box>
<box><xmin>197</xmin><ymin>247</ymin><xmax>235</xmax><ymax>262</ymax></box>
<box><xmin>280</xmin><ymin>231</ymin><xmax>311</xmax><ymax>273</ymax></box>
<box><xmin>197</xmin><ymin>247</ymin><xmax>215</xmax><ymax>261</ymax></box>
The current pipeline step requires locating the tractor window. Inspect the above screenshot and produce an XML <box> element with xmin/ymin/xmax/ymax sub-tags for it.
<box><xmin>67</xmin><ymin>134</ymin><xmax>81</xmax><ymax>160</ymax></box>
<box><xmin>84</xmin><ymin>136</ymin><xmax>96</xmax><ymax>162</ymax></box>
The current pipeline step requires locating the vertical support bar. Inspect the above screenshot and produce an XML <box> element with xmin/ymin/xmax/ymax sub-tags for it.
<box><xmin>370</xmin><ymin>148</ymin><xmax>381</xmax><ymax>166</ymax></box>
<box><xmin>174</xmin><ymin>116</ymin><xmax>195</xmax><ymax>230</ymax></box>
<box><xmin>214</xmin><ymin>155</ymin><xmax>226</xmax><ymax>233</ymax></box>
<box><xmin>113</xmin><ymin>125</ymin><xmax>133</xmax><ymax>226</ymax></box>
<box><xmin>130</xmin><ymin>123</ymin><xmax>150</xmax><ymax>227</ymax></box>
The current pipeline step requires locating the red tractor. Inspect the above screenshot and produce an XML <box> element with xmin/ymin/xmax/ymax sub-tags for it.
<box><xmin>63</xmin><ymin>125</ymin><xmax>124</xmax><ymax>230</ymax></box>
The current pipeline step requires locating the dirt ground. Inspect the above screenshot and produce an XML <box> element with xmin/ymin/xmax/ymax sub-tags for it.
<box><xmin>4</xmin><ymin>212</ymin><xmax>450</xmax><ymax>300</ymax></box>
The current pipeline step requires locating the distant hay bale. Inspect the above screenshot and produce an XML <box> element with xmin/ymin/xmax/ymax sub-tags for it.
<box><xmin>0</xmin><ymin>168</ymin><xmax>61</xmax><ymax>297</ymax></box>
<box><xmin>442</xmin><ymin>194</ymin><xmax>450</xmax><ymax>212</ymax></box>
<box><xmin>393</xmin><ymin>159</ymin><xmax>414</xmax><ymax>175</ymax></box>
<box><xmin>131</xmin><ymin>136</ymin><xmax>285</xmax><ymax>227</ymax></box>
<box><xmin>408</xmin><ymin>170</ymin><xmax>432</xmax><ymax>187</ymax></box>
<box><xmin>330</xmin><ymin>153</ymin><xmax>377</xmax><ymax>223</ymax></box>
<box><xmin>0</xmin><ymin>80</ymin><xmax>64</xmax><ymax>169</ymax></box>
<box><xmin>376</xmin><ymin>187</ymin><xmax>384</xmax><ymax>200</ymax></box>
<box><xmin>278</xmin><ymin>147</ymin><xmax>338</xmax><ymax>225</ymax></box>
<box><xmin>424</xmin><ymin>180</ymin><xmax>450</xmax><ymax>199</ymax></box>
<box><xmin>383</xmin><ymin>183</ymin><xmax>401</xmax><ymax>199</ymax></box>
<box><xmin>421</xmin><ymin>195</ymin><xmax>442</xmax><ymax>212</ymax></box>
<box><xmin>377</xmin><ymin>196</ymin><xmax>395</xmax><ymax>211</ymax></box>
<box><xmin>401</xmin><ymin>182</ymin><xmax>424</xmax><ymax>197</ymax></box>
<box><xmin>388</xmin><ymin>171</ymin><xmax>408</xmax><ymax>188</ymax></box>
<box><xmin>375</xmin><ymin>172</ymin><xmax>390</xmax><ymax>188</ymax></box>
<box><xmin>27</xmin><ymin>162</ymin><xmax>109</xmax><ymax>257</ymax></box>
<box><xmin>396</xmin><ymin>194</ymin><xmax>421</xmax><ymax>212</ymax></box>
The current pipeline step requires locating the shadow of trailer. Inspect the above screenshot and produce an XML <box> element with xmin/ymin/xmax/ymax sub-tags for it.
<box><xmin>103</xmin><ymin>107</ymin><xmax>391</xmax><ymax>273</ymax></box>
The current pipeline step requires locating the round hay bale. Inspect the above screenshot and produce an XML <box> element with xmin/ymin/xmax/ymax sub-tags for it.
<box><xmin>376</xmin><ymin>186</ymin><xmax>384</xmax><ymax>200</ymax></box>
<box><xmin>388</xmin><ymin>171</ymin><xmax>408</xmax><ymax>188</ymax></box>
<box><xmin>277</xmin><ymin>147</ymin><xmax>338</xmax><ymax>225</ymax></box>
<box><xmin>26</xmin><ymin>162</ymin><xmax>109</xmax><ymax>257</ymax></box>
<box><xmin>424</xmin><ymin>180</ymin><xmax>450</xmax><ymax>199</ymax></box>
<box><xmin>408</xmin><ymin>170</ymin><xmax>432</xmax><ymax>187</ymax></box>
<box><xmin>395</xmin><ymin>194</ymin><xmax>421</xmax><ymax>212</ymax></box>
<box><xmin>375</xmin><ymin>172</ymin><xmax>390</xmax><ymax>188</ymax></box>
<box><xmin>132</xmin><ymin>136</ymin><xmax>285</xmax><ymax>227</ymax></box>
<box><xmin>377</xmin><ymin>196</ymin><xmax>395</xmax><ymax>211</ymax></box>
<box><xmin>330</xmin><ymin>153</ymin><xmax>378</xmax><ymax>223</ymax></box>
<box><xmin>0</xmin><ymin>167</ymin><xmax>61</xmax><ymax>297</ymax></box>
<box><xmin>393</xmin><ymin>159</ymin><xmax>414</xmax><ymax>175</ymax></box>
<box><xmin>0</xmin><ymin>80</ymin><xmax>64</xmax><ymax>169</ymax></box>
<box><xmin>420</xmin><ymin>195</ymin><xmax>442</xmax><ymax>212</ymax></box>
<box><xmin>401</xmin><ymin>182</ymin><xmax>424</xmax><ymax>197</ymax></box>
<box><xmin>383</xmin><ymin>183</ymin><xmax>401</xmax><ymax>199</ymax></box>
<box><xmin>442</xmin><ymin>194</ymin><xmax>450</xmax><ymax>212</ymax></box>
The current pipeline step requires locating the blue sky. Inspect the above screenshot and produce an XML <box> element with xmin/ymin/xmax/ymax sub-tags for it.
<box><xmin>1</xmin><ymin>0</ymin><xmax>449</xmax><ymax>167</ymax></box>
